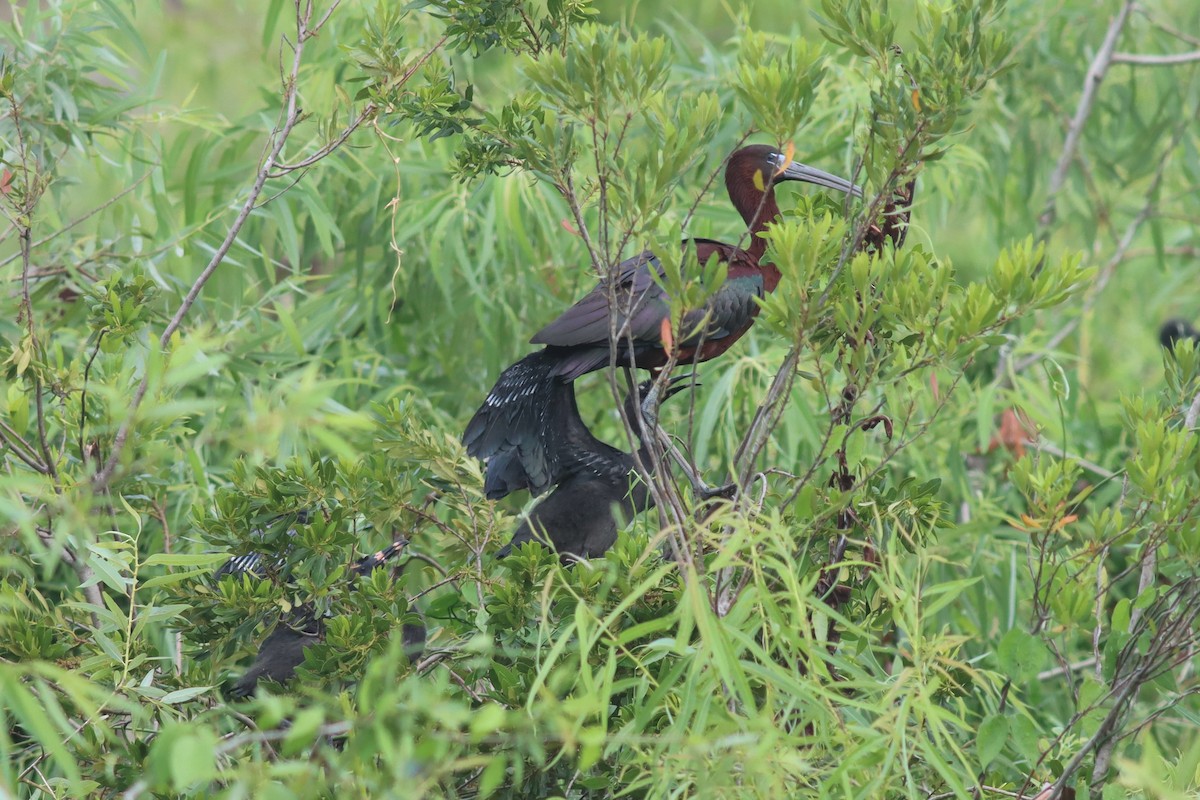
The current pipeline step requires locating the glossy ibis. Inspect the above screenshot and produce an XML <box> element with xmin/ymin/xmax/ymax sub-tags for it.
<box><xmin>497</xmin><ymin>375</ymin><xmax>692</xmax><ymax>561</ymax></box>
<box><xmin>465</xmin><ymin>145</ymin><xmax>861</xmax><ymax>499</ymax></box>
<box><xmin>219</xmin><ymin>541</ymin><xmax>427</xmax><ymax>697</ymax></box>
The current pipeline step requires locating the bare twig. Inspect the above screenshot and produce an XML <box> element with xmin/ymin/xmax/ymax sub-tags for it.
<box><xmin>0</xmin><ymin>173</ymin><xmax>152</xmax><ymax>270</ymax></box>
<box><xmin>1036</xmin><ymin>657</ymin><xmax>1097</xmax><ymax>681</ymax></box>
<box><xmin>92</xmin><ymin>4</ymin><xmax>322</xmax><ymax>489</ymax></box>
<box><xmin>78</xmin><ymin>330</ymin><xmax>106</xmax><ymax>467</ymax></box>
<box><xmin>214</xmin><ymin>720</ymin><xmax>352</xmax><ymax>755</ymax></box>
<box><xmin>443</xmin><ymin>663</ymin><xmax>485</xmax><ymax>703</ymax></box>
<box><xmin>1010</xmin><ymin>113</ymin><xmax>1192</xmax><ymax>376</ymax></box>
<box><xmin>1185</xmin><ymin>390</ymin><xmax>1200</xmax><ymax>431</ymax></box>
<box><xmin>0</xmin><ymin>417</ymin><xmax>48</xmax><ymax>474</ymax></box>
<box><xmin>1030</xmin><ymin>440</ymin><xmax>1117</xmax><ymax>480</ymax></box>
<box><xmin>1037</xmin><ymin>0</ymin><xmax>1135</xmax><ymax>230</ymax></box>
<box><xmin>1136</xmin><ymin>5</ymin><xmax>1200</xmax><ymax>46</ymax></box>
<box><xmin>1111</xmin><ymin>49</ymin><xmax>1200</xmax><ymax>65</ymax></box>
<box><xmin>268</xmin><ymin>33</ymin><xmax>448</xmax><ymax>176</ymax></box>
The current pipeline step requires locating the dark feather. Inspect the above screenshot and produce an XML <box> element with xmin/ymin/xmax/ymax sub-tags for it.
<box><xmin>219</xmin><ymin>538</ymin><xmax>420</xmax><ymax>697</ymax></box>
<box><xmin>497</xmin><ymin>378</ymin><xmax>689</xmax><ymax>562</ymax></box>
<box><xmin>1161</xmin><ymin>319</ymin><xmax>1199</xmax><ymax>352</ymax></box>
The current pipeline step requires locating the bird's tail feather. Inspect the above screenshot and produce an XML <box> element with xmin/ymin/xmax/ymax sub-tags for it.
<box><xmin>463</xmin><ymin>349</ymin><xmax>563</xmax><ymax>499</ymax></box>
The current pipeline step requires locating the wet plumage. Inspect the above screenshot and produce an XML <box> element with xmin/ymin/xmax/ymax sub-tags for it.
<box><xmin>497</xmin><ymin>376</ymin><xmax>690</xmax><ymax>561</ymax></box>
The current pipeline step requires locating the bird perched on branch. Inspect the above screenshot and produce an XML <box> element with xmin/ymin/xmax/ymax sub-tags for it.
<box><xmin>497</xmin><ymin>375</ymin><xmax>692</xmax><ymax>561</ymax></box>
<box><xmin>217</xmin><ymin>540</ymin><xmax>426</xmax><ymax>698</ymax></box>
<box><xmin>464</xmin><ymin>145</ymin><xmax>861</xmax><ymax>499</ymax></box>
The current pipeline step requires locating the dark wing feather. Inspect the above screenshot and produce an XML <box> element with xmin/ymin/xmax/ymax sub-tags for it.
<box><xmin>677</xmin><ymin>273</ymin><xmax>764</xmax><ymax>345</ymax></box>
<box><xmin>530</xmin><ymin>251</ymin><xmax>670</xmax><ymax>348</ymax></box>
<box><xmin>531</xmin><ymin>239</ymin><xmax>753</xmax><ymax>352</ymax></box>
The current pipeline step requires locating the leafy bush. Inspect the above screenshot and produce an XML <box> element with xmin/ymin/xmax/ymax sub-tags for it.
<box><xmin>2</xmin><ymin>0</ymin><xmax>1199</xmax><ymax>798</ymax></box>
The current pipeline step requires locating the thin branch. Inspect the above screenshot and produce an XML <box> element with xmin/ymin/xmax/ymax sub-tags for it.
<box><xmin>1135</xmin><ymin>4</ymin><xmax>1200</xmax><ymax>47</ymax></box>
<box><xmin>305</xmin><ymin>0</ymin><xmax>343</xmax><ymax>37</ymax></box>
<box><xmin>1037</xmin><ymin>0</ymin><xmax>1135</xmax><ymax>230</ymax></box>
<box><xmin>0</xmin><ymin>417</ymin><xmax>49</xmax><ymax>474</ymax></box>
<box><xmin>443</xmin><ymin>663</ymin><xmax>485</xmax><ymax>703</ymax></box>
<box><xmin>1011</xmin><ymin>113</ymin><xmax>1192</xmax><ymax>376</ymax></box>
<box><xmin>92</xmin><ymin>6</ymin><xmax>318</xmax><ymax>490</ymax></box>
<box><xmin>269</xmin><ymin>106</ymin><xmax>372</xmax><ymax>176</ymax></box>
<box><xmin>1111</xmin><ymin>49</ymin><xmax>1200</xmax><ymax>66</ymax></box>
<box><xmin>1184</xmin><ymin>390</ymin><xmax>1200</xmax><ymax>431</ymax></box>
<box><xmin>214</xmin><ymin>720</ymin><xmax>352</xmax><ymax>756</ymax></box>
<box><xmin>0</xmin><ymin>172</ymin><xmax>152</xmax><ymax>270</ymax></box>
<box><xmin>1036</xmin><ymin>657</ymin><xmax>1097</xmax><ymax>681</ymax></box>
<box><xmin>1030</xmin><ymin>440</ymin><xmax>1117</xmax><ymax>480</ymax></box>
<box><xmin>270</xmin><ymin>35</ymin><xmax>448</xmax><ymax>176</ymax></box>
<box><xmin>78</xmin><ymin>330</ymin><xmax>106</xmax><ymax>467</ymax></box>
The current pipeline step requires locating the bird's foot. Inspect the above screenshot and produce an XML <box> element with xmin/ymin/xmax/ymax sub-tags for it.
<box><xmin>695</xmin><ymin>481</ymin><xmax>737</xmax><ymax>501</ymax></box>
<box><xmin>639</xmin><ymin>372</ymin><xmax>696</xmax><ymax>431</ymax></box>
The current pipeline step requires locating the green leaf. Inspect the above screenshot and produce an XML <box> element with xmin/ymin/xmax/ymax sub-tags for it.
<box><xmin>1010</xmin><ymin>714</ymin><xmax>1041</xmax><ymax>762</ymax></box>
<box><xmin>142</xmin><ymin>553</ymin><xmax>228</xmax><ymax>568</ymax></box>
<box><xmin>997</xmin><ymin>628</ymin><xmax>1048</xmax><ymax>683</ymax></box>
<box><xmin>478</xmin><ymin>754</ymin><xmax>506</xmax><ymax>797</ymax></box>
<box><xmin>1111</xmin><ymin>597</ymin><xmax>1130</xmax><ymax>634</ymax></box>
<box><xmin>283</xmin><ymin>707</ymin><xmax>325</xmax><ymax>757</ymax></box>
<box><xmin>976</xmin><ymin>714</ymin><xmax>1008</xmax><ymax>769</ymax></box>
<box><xmin>148</xmin><ymin>724</ymin><xmax>217</xmax><ymax>791</ymax></box>
<box><xmin>470</xmin><ymin>703</ymin><xmax>507</xmax><ymax>741</ymax></box>
<box><xmin>169</xmin><ymin>729</ymin><xmax>218</xmax><ymax>790</ymax></box>
<box><xmin>159</xmin><ymin>686</ymin><xmax>213</xmax><ymax>705</ymax></box>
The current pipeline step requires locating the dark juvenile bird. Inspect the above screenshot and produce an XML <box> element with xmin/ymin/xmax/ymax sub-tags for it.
<box><xmin>219</xmin><ymin>541</ymin><xmax>426</xmax><ymax>698</ymax></box>
<box><xmin>464</xmin><ymin>145</ymin><xmax>860</xmax><ymax>500</ymax></box>
<box><xmin>228</xmin><ymin>612</ymin><xmax>323</xmax><ymax>698</ymax></box>
<box><xmin>497</xmin><ymin>375</ymin><xmax>691</xmax><ymax>561</ymax></box>
<box><xmin>1160</xmin><ymin>319</ymin><xmax>1200</xmax><ymax>352</ymax></box>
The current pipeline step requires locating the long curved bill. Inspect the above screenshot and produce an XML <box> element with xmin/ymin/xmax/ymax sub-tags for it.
<box><xmin>781</xmin><ymin>161</ymin><xmax>863</xmax><ymax>199</ymax></box>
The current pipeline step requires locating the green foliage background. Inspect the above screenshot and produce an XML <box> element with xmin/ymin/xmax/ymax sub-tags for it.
<box><xmin>1</xmin><ymin>0</ymin><xmax>1199</xmax><ymax>797</ymax></box>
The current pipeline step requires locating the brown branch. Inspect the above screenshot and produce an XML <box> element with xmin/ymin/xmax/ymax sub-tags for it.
<box><xmin>305</xmin><ymin>0</ymin><xmax>343</xmax><ymax>38</ymax></box>
<box><xmin>1037</xmin><ymin>0</ymin><xmax>1135</xmax><ymax>230</ymax></box>
<box><xmin>268</xmin><ymin>109</ymin><xmax>372</xmax><ymax>174</ymax></box>
<box><xmin>0</xmin><ymin>417</ymin><xmax>49</xmax><ymax>474</ymax></box>
<box><xmin>0</xmin><ymin>172</ymin><xmax>152</xmax><ymax>270</ymax></box>
<box><xmin>1010</xmin><ymin>113</ymin><xmax>1191</xmax><ymax>376</ymax></box>
<box><xmin>77</xmin><ymin>330</ymin><xmax>106</xmax><ymax>467</ymax></box>
<box><xmin>10</xmin><ymin>131</ymin><xmax>58</xmax><ymax>484</ymax></box>
<box><xmin>92</xmin><ymin>4</ymin><xmax>321</xmax><ymax>490</ymax></box>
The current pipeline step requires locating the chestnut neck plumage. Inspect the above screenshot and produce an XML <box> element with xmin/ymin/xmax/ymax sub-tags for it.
<box><xmin>724</xmin><ymin>164</ymin><xmax>782</xmax><ymax>287</ymax></box>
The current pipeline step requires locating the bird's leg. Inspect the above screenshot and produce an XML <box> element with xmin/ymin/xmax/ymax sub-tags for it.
<box><xmin>643</xmin><ymin>375</ymin><xmax>736</xmax><ymax>502</ymax></box>
<box><xmin>656</xmin><ymin>429</ymin><xmax>734</xmax><ymax>500</ymax></box>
